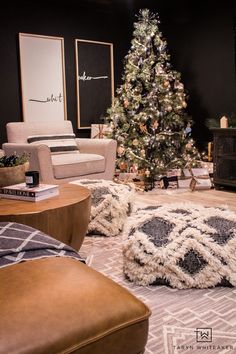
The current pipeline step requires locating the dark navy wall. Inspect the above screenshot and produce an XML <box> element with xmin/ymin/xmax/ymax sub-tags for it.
<box><xmin>0</xmin><ymin>0</ymin><xmax>236</xmax><ymax>149</ymax></box>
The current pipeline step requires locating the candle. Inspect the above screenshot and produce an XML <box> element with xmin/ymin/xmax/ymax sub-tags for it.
<box><xmin>208</xmin><ymin>142</ymin><xmax>212</xmax><ymax>162</ymax></box>
<box><xmin>220</xmin><ymin>116</ymin><xmax>228</xmax><ymax>128</ymax></box>
<box><xmin>25</xmin><ymin>170</ymin><xmax>39</xmax><ymax>188</ymax></box>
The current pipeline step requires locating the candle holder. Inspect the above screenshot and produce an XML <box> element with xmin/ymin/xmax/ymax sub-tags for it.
<box><xmin>25</xmin><ymin>171</ymin><xmax>39</xmax><ymax>188</ymax></box>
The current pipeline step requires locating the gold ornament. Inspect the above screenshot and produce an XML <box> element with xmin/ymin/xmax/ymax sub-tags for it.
<box><xmin>186</xmin><ymin>143</ymin><xmax>192</xmax><ymax>150</ymax></box>
<box><xmin>153</xmin><ymin>120</ymin><xmax>159</xmax><ymax>129</ymax></box>
<box><xmin>163</xmin><ymin>80</ymin><xmax>169</xmax><ymax>87</ymax></box>
<box><xmin>140</xmin><ymin>149</ymin><xmax>145</xmax><ymax>157</ymax></box>
<box><xmin>130</xmin><ymin>164</ymin><xmax>138</xmax><ymax>173</ymax></box>
<box><xmin>132</xmin><ymin>139</ymin><xmax>139</xmax><ymax>146</ymax></box>
<box><xmin>139</xmin><ymin>123</ymin><xmax>148</xmax><ymax>133</ymax></box>
<box><xmin>175</xmin><ymin>82</ymin><xmax>184</xmax><ymax>90</ymax></box>
<box><xmin>138</xmin><ymin>168</ymin><xmax>146</xmax><ymax>176</ymax></box>
<box><xmin>119</xmin><ymin>161</ymin><xmax>127</xmax><ymax>171</ymax></box>
<box><xmin>167</xmin><ymin>105</ymin><xmax>172</xmax><ymax>112</ymax></box>
<box><xmin>156</xmin><ymin>66</ymin><xmax>163</xmax><ymax>74</ymax></box>
<box><xmin>124</xmin><ymin>99</ymin><xmax>129</xmax><ymax>108</ymax></box>
<box><xmin>117</xmin><ymin>145</ymin><xmax>125</xmax><ymax>156</ymax></box>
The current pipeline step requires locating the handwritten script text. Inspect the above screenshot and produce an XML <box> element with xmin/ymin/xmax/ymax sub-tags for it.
<box><xmin>79</xmin><ymin>71</ymin><xmax>108</xmax><ymax>81</ymax></box>
<box><xmin>29</xmin><ymin>93</ymin><xmax>63</xmax><ymax>103</ymax></box>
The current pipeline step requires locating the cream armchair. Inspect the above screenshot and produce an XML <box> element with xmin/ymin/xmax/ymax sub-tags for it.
<box><xmin>3</xmin><ymin>121</ymin><xmax>117</xmax><ymax>184</ymax></box>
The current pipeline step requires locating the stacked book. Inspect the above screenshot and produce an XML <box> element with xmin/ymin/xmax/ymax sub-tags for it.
<box><xmin>0</xmin><ymin>183</ymin><xmax>59</xmax><ymax>202</ymax></box>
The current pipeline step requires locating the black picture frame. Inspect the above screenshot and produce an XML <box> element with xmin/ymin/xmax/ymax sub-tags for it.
<box><xmin>234</xmin><ymin>17</ymin><xmax>236</xmax><ymax>77</ymax></box>
<box><xmin>75</xmin><ymin>39</ymin><xmax>114</xmax><ymax>129</ymax></box>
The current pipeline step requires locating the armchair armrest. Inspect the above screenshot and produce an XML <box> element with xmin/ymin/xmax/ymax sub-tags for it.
<box><xmin>76</xmin><ymin>138</ymin><xmax>117</xmax><ymax>180</ymax></box>
<box><xmin>2</xmin><ymin>143</ymin><xmax>54</xmax><ymax>183</ymax></box>
<box><xmin>76</xmin><ymin>138</ymin><xmax>116</xmax><ymax>155</ymax></box>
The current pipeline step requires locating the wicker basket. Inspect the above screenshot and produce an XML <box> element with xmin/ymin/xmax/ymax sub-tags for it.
<box><xmin>0</xmin><ymin>162</ymin><xmax>29</xmax><ymax>188</ymax></box>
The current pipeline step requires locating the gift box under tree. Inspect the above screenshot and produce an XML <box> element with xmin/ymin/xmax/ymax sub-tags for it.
<box><xmin>91</xmin><ymin>124</ymin><xmax>110</xmax><ymax>139</ymax></box>
<box><xmin>178</xmin><ymin>168</ymin><xmax>212</xmax><ymax>190</ymax></box>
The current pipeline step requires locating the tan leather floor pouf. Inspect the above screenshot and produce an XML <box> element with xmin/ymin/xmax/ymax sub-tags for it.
<box><xmin>0</xmin><ymin>257</ymin><xmax>151</xmax><ymax>354</ymax></box>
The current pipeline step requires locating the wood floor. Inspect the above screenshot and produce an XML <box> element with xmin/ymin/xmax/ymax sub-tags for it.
<box><xmin>136</xmin><ymin>187</ymin><xmax>236</xmax><ymax>211</ymax></box>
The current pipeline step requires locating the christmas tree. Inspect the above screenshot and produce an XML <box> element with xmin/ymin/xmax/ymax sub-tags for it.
<box><xmin>106</xmin><ymin>9</ymin><xmax>200</xmax><ymax>187</ymax></box>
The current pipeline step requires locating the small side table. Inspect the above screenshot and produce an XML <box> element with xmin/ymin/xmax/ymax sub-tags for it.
<box><xmin>0</xmin><ymin>184</ymin><xmax>91</xmax><ymax>251</ymax></box>
<box><xmin>211</xmin><ymin>128</ymin><xmax>236</xmax><ymax>189</ymax></box>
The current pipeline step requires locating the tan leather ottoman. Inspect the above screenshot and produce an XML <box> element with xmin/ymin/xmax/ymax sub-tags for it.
<box><xmin>0</xmin><ymin>257</ymin><xmax>151</xmax><ymax>354</ymax></box>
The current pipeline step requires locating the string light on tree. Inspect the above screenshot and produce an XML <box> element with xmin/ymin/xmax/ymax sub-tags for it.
<box><xmin>106</xmin><ymin>8</ymin><xmax>200</xmax><ymax>190</ymax></box>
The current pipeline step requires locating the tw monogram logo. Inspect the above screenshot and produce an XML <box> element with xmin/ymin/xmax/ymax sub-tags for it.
<box><xmin>195</xmin><ymin>328</ymin><xmax>212</xmax><ymax>342</ymax></box>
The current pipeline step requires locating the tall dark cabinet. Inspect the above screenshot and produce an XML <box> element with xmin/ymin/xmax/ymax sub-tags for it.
<box><xmin>212</xmin><ymin>129</ymin><xmax>236</xmax><ymax>189</ymax></box>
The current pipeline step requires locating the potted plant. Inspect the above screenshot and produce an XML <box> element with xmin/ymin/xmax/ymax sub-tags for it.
<box><xmin>0</xmin><ymin>152</ymin><xmax>29</xmax><ymax>187</ymax></box>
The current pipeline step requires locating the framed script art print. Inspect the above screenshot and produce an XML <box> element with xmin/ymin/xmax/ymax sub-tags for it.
<box><xmin>19</xmin><ymin>33</ymin><xmax>67</xmax><ymax>122</ymax></box>
<box><xmin>75</xmin><ymin>39</ymin><xmax>114</xmax><ymax>129</ymax></box>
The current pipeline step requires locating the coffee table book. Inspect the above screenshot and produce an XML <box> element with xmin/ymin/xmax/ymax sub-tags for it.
<box><xmin>0</xmin><ymin>183</ymin><xmax>59</xmax><ymax>202</ymax></box>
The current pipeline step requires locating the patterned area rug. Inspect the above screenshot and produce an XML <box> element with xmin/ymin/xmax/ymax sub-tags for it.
<box><xmin>80</xmin><ymin>202</ymin><xmax>236</xmax><ymax>354</ymax></box>
<box><xmin>123</xmin><ymin>203</ymin><xmax>236</xmax><ymax>289</ymax></box>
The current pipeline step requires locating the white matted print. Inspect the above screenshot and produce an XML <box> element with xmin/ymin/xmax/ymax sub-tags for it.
<box><xmin>19</xmin><ymin>33</ymin><xmax>67</xmax><ymax>122</ymax></box>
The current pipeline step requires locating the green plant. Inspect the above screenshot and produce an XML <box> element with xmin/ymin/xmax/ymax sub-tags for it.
<box><xmin>229</xmin><ymin>114</ymin><xmax>236</xmax><ymax>127</ymax></box>
<box><xmin>205</xmin><ymin>118</ymin><xmax>219</xmax><ymax>128</ymax></box>
<box><xmin>206</xmin><ymin>114</ymin><xmax>236</xmax><ymax>129</ymax></box>
<box><xmin>0</xmin><ymin>152</ymin><xmax>29</xmax><ymax>168</ymax></box>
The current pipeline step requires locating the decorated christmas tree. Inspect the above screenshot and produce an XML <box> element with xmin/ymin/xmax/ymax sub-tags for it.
<box><xmin>106</xmin><ymin>9</ymin><xmax>200</xmax><ymax>188</ymax></box>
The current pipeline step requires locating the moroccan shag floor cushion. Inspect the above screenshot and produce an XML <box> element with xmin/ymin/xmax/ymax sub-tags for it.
<box><xmin>123</xmin><ymin>203</ymin><xmax>236</xmax><ymax>289</ymax></box>
<box><xmin>71</xmin><ymin>180</ymin><xmax>135</xmax><ymax>237</ymax></box>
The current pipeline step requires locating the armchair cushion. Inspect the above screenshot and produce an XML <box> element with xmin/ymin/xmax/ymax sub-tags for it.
<box><xmin>27</xmin><ymin>133</ymin><xmax>79</xmax><ymax>154</ymax></box>
<box><xmin>52</xmin><ymin>153</ymin><xmax>105</xmax><ymax>179</ymax></box>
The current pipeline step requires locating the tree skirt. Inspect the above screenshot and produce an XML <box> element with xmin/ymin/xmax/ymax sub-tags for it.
<box><xmin>123</xmin><ymin>203</ymin><xmax>236</xmax><ymax>289</ymax></box>
<box><xmin>70</xmin><ymin>180</ymin><xmax>135</xmax><ymax>237</ymax></box>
